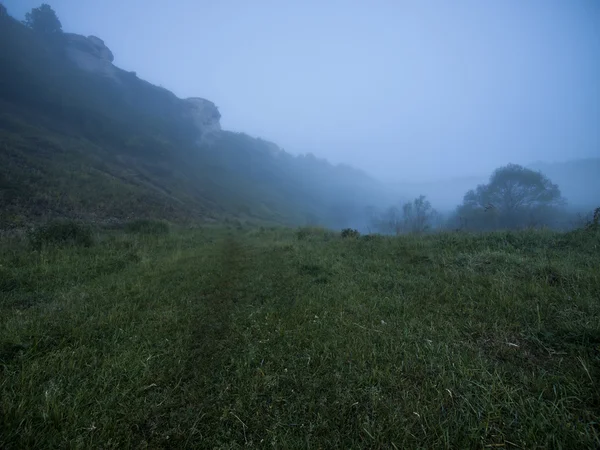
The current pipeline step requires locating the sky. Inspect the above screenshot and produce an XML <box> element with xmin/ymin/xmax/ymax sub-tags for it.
<box><xmin>4</xmin><ymin>0</ymin><xmax>600</xmax><ymax>182</ymax></box>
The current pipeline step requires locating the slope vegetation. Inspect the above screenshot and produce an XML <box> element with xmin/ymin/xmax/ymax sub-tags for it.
<box><xmin>0</xmin><ymin>12</ymin><xmax>385</xmax><ymax>228</ymax></box>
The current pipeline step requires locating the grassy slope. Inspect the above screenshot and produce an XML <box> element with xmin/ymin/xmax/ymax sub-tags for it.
<box><xmin>0</xmin><ymin>14</ymin><xmax>385</xmax><ymax>229</ymax></box>
<box><xmin>0</xmin><ymin>109</ymin><xmax>302</xmax><ymax>227</ymax></box>
<box><xmin>1</xmin><ymin>226</ymin><xmax>599</xmax><ymax>448</ymax></box>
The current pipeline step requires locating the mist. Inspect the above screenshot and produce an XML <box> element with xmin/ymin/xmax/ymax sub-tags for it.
<box><xmin>3</xmin><ymin>3</ymin><xmax>600</xmax><ymax>445</ymax></box>
<box><xmin>5</xmin><ymin>0</ymin><xmax>599</xmax><ymax>183</ymax></box>
<box><xmin>3</xmin><ymin>0</ymin><xmax>599</xmax><ymax>235</ymax></box>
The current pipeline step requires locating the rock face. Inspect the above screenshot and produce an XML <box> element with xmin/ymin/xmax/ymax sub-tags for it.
<box><xmin>186</xmin><ymin>98</ymin><xmax>222</xmax><ymax>139</ymax></box>
<box><xmin>64</xmin><ymin>33</ymin><xmax>117</xmax><ymax>80</ymax></box>
<box><xmin>87</xmin><ymin>36</ymin><xmax>114</xmax><ymax>62</ymax></box>
<box><xmin>62</xmin><ymin>33</ymin><xmax>221</xmax><ymax>138</ymax></box>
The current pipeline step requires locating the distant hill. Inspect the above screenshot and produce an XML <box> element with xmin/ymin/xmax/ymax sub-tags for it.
<box><xmin>0</xmin><ymin>10</ymin><xmax>387</xmax><ymax>229</ymax></box>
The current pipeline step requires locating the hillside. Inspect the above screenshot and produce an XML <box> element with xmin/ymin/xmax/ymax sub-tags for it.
<box><xmin>0</xmin><ymin>10</ymin><xmax>387</xmax><ymax>229</ymax></box>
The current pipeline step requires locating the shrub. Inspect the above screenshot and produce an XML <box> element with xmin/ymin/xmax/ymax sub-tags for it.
<box><xmin>341</xmin><ymin>228</ymin><xmax>360</xmax><ymax>239</ymax></box>
<box><xmin>124</xmin><ymin>219</ymin><xmax>170</xmax><ymax>235</ymax></box>
<box><xmin>29</xmin><ymin>220</ymin><xmax>94</xmax><ymax>249</ymax></box>
<box><xmin>586</xmin><ymin>207</ymin><xmax>600</xmax><ymax>231</ymax></box>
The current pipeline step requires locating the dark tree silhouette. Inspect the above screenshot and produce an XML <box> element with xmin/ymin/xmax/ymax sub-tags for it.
<box><xmin>458</xmin><ymin>163</ymin><xmax>564</xmax><ymax>229</ymax></box>
<box><xmin>24</xmin><ymin>3</ymin><xmax>62</xmax><ymax>35</ymax></box>
<box><xmin>464</xmin><ymin>164</ymin><xmax>563</xmax><ymax>212</ymax></box>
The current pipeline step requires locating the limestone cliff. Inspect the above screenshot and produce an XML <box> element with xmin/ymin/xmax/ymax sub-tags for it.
<box><xmin>186</xmin><ymin>97</ymin><xmax>221</xmax><ymax>140</ymax></box>
<box><xmin>64</xmin><ymin>33</ymin><xmax>117</xmax><ymax>80</ymax></box>
<box><xmin>63</xmin><ymin>33</ymin><xmax>221</xmax><ymax>139</ymax></box>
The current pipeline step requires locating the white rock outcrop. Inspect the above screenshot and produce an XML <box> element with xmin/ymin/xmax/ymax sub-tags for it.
<box><xmin>186</xmin><ymin>97</ymin><xmax>221</xmax><ymax>139</ymax></box>
<box><xmin>64</xmin><ymin>33</ymin><xmax>117</xmax><ymax>80</ymax></box>
<box><xmin>63</xmin><ymin>34</ymin><xmax>222</xmax><ymax>139</ymax></box>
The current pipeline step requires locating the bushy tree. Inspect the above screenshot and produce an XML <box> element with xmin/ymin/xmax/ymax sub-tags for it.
<box><xmin>457</xmin><ymin>163</ymin><xmax>565</xmax><ymax>230</ymax></box>
<box><xmin>24</xmin><ymin>3</ymin><xmax>62</xmax><ymax>35</ymax></box>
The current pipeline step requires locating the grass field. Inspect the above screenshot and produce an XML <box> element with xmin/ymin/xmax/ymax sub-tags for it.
<box><xmin>1</xmin><ymin>224</ymin><xmax>599</xmax><ymax>448</ymax></box>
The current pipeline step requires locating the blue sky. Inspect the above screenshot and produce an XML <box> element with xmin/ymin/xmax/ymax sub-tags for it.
<box><xmin>4</xmin><ymin>0</ymin><xmax>600</xmax><ymax>182</ymax></box>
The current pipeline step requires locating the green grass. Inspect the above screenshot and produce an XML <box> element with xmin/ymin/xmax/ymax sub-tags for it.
<box><xmin>1</xmin><ymin>226</ymin><xmax>599</xmax><ymax>448</ymax></box>
<box><xmin>124</xmin><ymin>219</ymin><xmax>170</xmax><ymax>235</ymax></box>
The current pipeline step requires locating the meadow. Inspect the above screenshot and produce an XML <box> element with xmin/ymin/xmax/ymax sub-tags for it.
<box><xmin>1</xmin><ymin>222</ymin><xmax>599</xmax><ymax>448</ymax></box>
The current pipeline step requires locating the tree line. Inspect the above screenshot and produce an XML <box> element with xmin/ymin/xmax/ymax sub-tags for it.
<box><xmin>368</xmin><ymin>163</ymin><xmax>588</xmax><ymax>234</ymax></box>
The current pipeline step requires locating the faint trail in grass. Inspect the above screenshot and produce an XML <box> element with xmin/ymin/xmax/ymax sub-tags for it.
<box><xmin>131</xmin><ymin>234</ymin><xmax>254</xmax><ymax>446</ymax></box>
<box><xmin>190</xmin><ymin>234</ymin><xmax>249</xmax><ymax>357</ymax></box>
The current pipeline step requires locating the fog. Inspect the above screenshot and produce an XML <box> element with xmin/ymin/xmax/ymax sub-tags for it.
<box><xmin>5</xmin><ymin>1</ymin><xmax>599</xmax><ymax>198</ymax></box>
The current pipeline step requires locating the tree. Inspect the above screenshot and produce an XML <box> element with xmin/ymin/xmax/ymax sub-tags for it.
<box><xmin>377</xmin><ymin>195</ymin><xmax>438</xmax><ymax>235</ymax></box>
<box><xmin>458</xmin><ymin>163</ymin><xmax>564</xmax><ymax>229</ymax></box>
<box><xmin>401</xmin><ymin>195</ymin><xmax>438</xmax><ymax>234</ymax></box>
<box><xmin>0</xmin><ymin>3</ymin><xmax>7</xmax><ymax>18</ymax></box>
<box><xmin>24</xmin><ymin>3</ymin><xmax>62</xmax><ymax>35</ymax></box>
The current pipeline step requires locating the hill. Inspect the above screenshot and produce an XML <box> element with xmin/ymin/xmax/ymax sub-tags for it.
<box><xmin>0</xmin><ymin>9</ymin><xmax>387</xmax><ymax>229</ymax></box>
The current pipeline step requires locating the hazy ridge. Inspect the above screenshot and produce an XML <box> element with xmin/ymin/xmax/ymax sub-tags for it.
<box><xmin>0</xmin><ymin>10</ymin><xmax>389</xmax><ymax>229</ymax></box>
